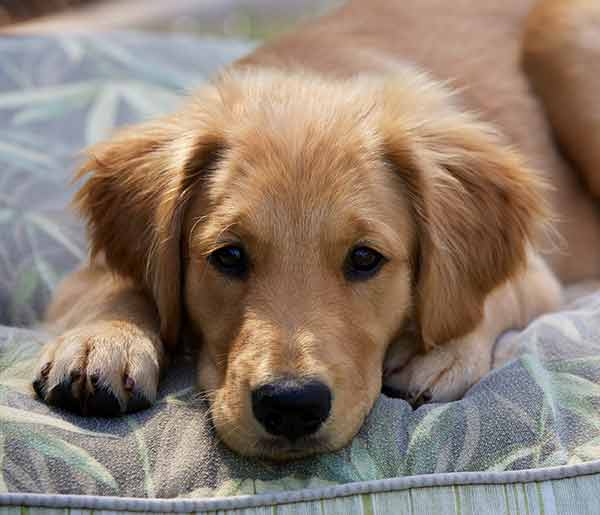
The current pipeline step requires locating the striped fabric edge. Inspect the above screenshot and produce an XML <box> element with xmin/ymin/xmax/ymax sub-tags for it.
<box><xmin>2</xmin><ymin>459</ymin><xmax>600</xmax><ymax>512</ymax></box>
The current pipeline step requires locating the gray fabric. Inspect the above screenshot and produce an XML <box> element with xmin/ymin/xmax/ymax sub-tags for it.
<box><xmin>3</xmin><ymin>293</ymin><xmax>600</xmax><ymax>498</ymax></box>
<box><xmin>3</xmin><ymin>460</ymin><xmax>600</xmax><ymax>513</ymax></box>
<box><xmin>2</xmin><ymin>33</ymin><xmax>600</xmax><ymax>500</ymax></box>
<box><xmin>0</xmin><ymin>33</ymin><xmax>252</xmax><ymax>327</ymax></box>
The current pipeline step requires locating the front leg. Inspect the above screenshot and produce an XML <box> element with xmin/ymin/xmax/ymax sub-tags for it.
<box><xmin>383</xmin><ymin>252</ymin><xmax>561</xmax><ymax>405</ymax></box>
<box><xmin>33</xmin><ymin>261</ymin><xmax>166</xmax><ymax>416</ymax></box>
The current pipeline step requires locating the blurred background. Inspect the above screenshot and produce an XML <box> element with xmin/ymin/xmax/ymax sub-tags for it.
<box><xmin>0</xmin><ymin>0</ymin><xmax>342</xmax><ymax>38</ymax></box>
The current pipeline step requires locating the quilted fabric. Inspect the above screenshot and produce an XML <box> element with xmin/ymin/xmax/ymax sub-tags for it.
<box><xmin>0</xmin><ymin>33</ymin><xmax>252</xmax><ymax>327</ymax></box>
<box><xmin>1</xmin><ymin>34</ymin><xmax>600</xmax><ymax>499</ymax></box>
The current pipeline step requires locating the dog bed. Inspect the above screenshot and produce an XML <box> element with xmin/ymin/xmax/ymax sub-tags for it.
<box><xmin>2</xmin><ymin>33</ymin><xmax>600</xmax><ymax>515</ymax></box>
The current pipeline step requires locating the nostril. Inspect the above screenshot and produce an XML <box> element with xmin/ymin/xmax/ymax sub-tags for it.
<box><xmin>263</xmin><ymin>412</ymin><xmax>284</xmax><ymax>435</ymax></box>
<box><xmin>252</xmin><ymin>378</ymin><xmax>332</xmax><ymax>440</ymax></box>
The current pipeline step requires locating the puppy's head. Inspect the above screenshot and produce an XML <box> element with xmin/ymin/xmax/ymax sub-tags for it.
<box><xmin>76</xmin><ymin>69</ymin><xmax>546</xmax><ymax>459</ymax></box>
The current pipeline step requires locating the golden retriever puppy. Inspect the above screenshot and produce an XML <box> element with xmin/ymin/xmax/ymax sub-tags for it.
<box><xmin>33</xmin><ymin>0</ymin><xmax>600</xmax><ymax>460</ymax></box>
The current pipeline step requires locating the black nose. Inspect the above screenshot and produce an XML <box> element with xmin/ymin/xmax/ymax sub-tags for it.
<box><xmin>252</xmin><ymin>379</ymin><xmax>332</xmax><ymax>441</ymax></box>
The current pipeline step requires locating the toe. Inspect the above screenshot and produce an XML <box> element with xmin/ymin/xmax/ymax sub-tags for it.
<box><xmin>32</xmin><ymin>361</ymin><xmax>52</xmax><ymax>399</ymax></box>
<box><xmin>32</xmin><ymin>376</ymin><xmax>48</xmax><ymax>399</ymax></box>
<box><xmin>46</xmin><ymin>375</ymin><xmax>82</xmax><ymax>413</ymax></box>
<box><xmin>123</xmin><ymin>342</ymin><xmax>161</xmax><ymax>406</ymax></box>
<box><xmin>85</xmin><ymin>341</ymin><xmax>128</xmax><ymax>411</ymax></box>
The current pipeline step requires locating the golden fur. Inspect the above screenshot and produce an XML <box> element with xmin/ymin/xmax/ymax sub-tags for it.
<box><xmin>33</xmin><ymin>0</ymin><xmax>599</xmax><ymax>459</ymax></box>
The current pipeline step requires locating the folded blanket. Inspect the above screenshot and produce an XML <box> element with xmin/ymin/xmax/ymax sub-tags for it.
<box><xmin>1</xmin><ymin>33</ymin><xmax>600</xmax><ymax>499</ymax></box>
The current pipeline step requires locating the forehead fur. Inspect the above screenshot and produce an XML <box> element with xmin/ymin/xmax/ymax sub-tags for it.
<box><xmin>207</xmin><ymin>70</ymin><xmax>385</xmax><ymax>197</ymax></box>
<box><xmin>188</xmin><ymin>70</ymin><xmax>414</xmax><ymax>256</ymax></box>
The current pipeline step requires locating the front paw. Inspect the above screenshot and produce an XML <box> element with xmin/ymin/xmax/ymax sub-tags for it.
<box><xmin>33</xmin><ymin>322</ymin><xmax>163</xmax><ymax>416</ymax></box>
<box><xmin>383</xmin><ymin>335</ymin><xmax>492</xmax><ymax>407</ymax></box>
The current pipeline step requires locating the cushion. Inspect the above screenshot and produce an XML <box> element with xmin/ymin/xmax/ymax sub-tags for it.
<box><xmin>2</xmin><ymin>33</ymin><xmax>600</xmax><ymax>515</ymax></box>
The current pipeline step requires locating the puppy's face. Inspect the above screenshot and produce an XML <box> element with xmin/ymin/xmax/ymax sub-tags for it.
<box><xmin>77</xmin><ymin>70</ymin><xmax>545</xmax><ymax>459</ymax></box>
<box><xmin>183</xmin><ymin>106</ymin><xmax>415</xmax><ymax>457</ymax></box>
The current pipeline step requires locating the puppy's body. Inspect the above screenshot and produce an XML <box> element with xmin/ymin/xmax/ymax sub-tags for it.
<box><xmin>33</xmin><ymin>0</ymin><xmax>600</xmax><ymax>459</ymax></box>
<box><xmin>240</xmin><ymin>0</ymin><xmax>600</xmax><ymax>282</ymax></box>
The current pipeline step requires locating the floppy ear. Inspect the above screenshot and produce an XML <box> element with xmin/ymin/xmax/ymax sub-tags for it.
<box><xmin>74</xmin><ymin>112</ymin><xmax>223</xmax><ymax>349</ymax></box>
<box><xmin>380</xmin><ymin>78</ymin><xmax>548</xmax><ymax>349</ymax></box>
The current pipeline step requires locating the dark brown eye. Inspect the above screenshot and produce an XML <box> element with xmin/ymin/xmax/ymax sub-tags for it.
<box><xmin>344</xmin><ymin>246</ymin><xmax>386</xmax><ymax>281</ymax></box>
<box><xmin>208</xmin><ymin>245</ymin><xmax>248</xmax><ymax>279</ymax></box>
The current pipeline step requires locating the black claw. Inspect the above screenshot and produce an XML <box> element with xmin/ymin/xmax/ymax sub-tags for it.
<box><xmin>32</xmin><ymin>377</ymin><xmax>47</xmax><ymax>399</ymax></box>
<box><xmin>85</xmin><ymin>387</ymin><xmax>122</xmax><ymax>417</ymax></box>
<box><xmin>381</xmin><ymin>386</ymin><xmax>432</xmax><ymax>408</ymax></box>
<box><xmin>409</xmin><ymin>390</ymin><xmax>432</xmax><ymax>409</ymax></box>
<box><xmin>127</xmin><ymin>391</ymin><xmax>152</xmax><ymax>413</ymax></box>
<box><xmin>36</xmin><ymin>369</ymin><xmax>128</xmax><ymax>417</ymax></box>
<box><xmin>46</xmin><ymin>377</ymin><xmax>81</xmax><ymax>413</ymax></box>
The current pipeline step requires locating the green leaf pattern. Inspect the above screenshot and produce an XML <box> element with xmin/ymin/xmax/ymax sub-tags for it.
<box><xmin>0</xmin><ymin>34</ymin><xmax>252</xmax><ymax>327</ymax></box>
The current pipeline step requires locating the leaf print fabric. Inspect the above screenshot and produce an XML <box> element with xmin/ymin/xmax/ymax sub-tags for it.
<box><xmin>2</xmin><ymin>34</ymin><xmax>600</xmax><ymax>499</ymax></box>
<box><xmin>0</xmin><ymin>34</ymin><xmax>252</xmax><ymax>328</ymax></box>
